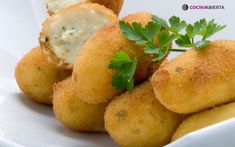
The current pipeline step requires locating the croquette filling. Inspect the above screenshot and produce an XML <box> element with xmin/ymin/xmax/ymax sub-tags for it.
<box><xmin>49</xmin><ymin>8</ymin><xmax>111</xmax><ymax>64</ymax></box>
<box><xmin>46</xmin><ymin>0</ymin><xmax>87</xmax><ymax>13</ymax></box>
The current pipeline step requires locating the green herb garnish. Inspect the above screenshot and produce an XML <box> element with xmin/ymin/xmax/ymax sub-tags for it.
<box><xmin>176</xmin><ymin>19</ymin><xmax>226</xmax><ymax>48</ymax></box>
<box><xmin>109</xmin><ymin>52</ymin><xmax>137</xmax><ymax>91</ymax></box>
<box><xmin>109</xmin><ymin>15</ymin><xmax>226</xmax><ymax>91</ymax></box>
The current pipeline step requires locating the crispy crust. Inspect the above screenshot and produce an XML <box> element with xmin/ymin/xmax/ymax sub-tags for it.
<box><xmin>39</xmin><ymin>3</ymin><xmax>117</xmax><ymax>70</ymax></box>
<box><xmin>105</xmin><ymin>82</ymin><xmax>185</xmax><ymax>147</ymax></box>
<box><xmin>172</xmin><ymin>102</ymin><xmax>235</xmax><ymax>141</ymax></box>
<box><xmin>90</xmin><ymin>0</ymin><xmax>124</xmax><ymax>15</ymax></box>
<box><xmin>53</xmin><ymin>77</ymin><xmax>108</xmax><ymax>132</ymax></box>
<box><xmin>72</xmin><ymin>12</ymin><xmax>168</xmax><ymax>104</ymax></box>
<box><xmin>46</xmin><ymin>3</ymin><xmax>54</xmax><ymax>16</ymax></box>
<box><xmin>151</xmin><ymin>40</ymin><xmax>235</xmax><ymax>114</ymax></box>
<box><xmin>15</xmin><ymin>47</ymin><xmax>71</xmax><ymax>105</ymax></box>
<box><xmin>46</xmin><ymin>0</ymin><xmax>123</xmax><ymax>16</ymax></box>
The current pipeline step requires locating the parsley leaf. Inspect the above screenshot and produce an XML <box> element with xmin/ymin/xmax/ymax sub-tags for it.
<box><xmin>152</xmin><ymin>46</ymin><xmax>169</xmax><ymax>62</ymax></box>
<box><xmin>152</xmin><ymin>15</ymin><xmax>169</xmax><ymax>29</ymax></box>
<box><xmin>110</xmin><ymin>15</ymin><xmax>226</xmax><ymax>91</ymax></box>
<box><xmin>144</xmin><ymin>41</ymin><xmax>159</xmax><ymax>54</ymax></box>
<box><xmin>187</xmin><ymin>18</ymin><xmax>207</xmax><ymax>38</ymax></box>
<box><xmin>185</xmin><ymin>24</ymin><xmax>194</xmax><ymax>39</ymax></box>
<box><xmin>120</xmin><ymin>20</ymin><xmax>161</xmax><ymax>45</ymax></box>
<box><xmin>119</xmin><ymin>21</ymin><xmax>145</xmax><ymax>44</ymax></box>
<box><xmin>194</xmin><ymin>19</ymin><xmax>207</xmax><ymax>35</ymax></box>
<box><xmin>158</xmin><ymin>31</ymin><xmax>175</xmax><ymax>47</ymax></box>
<box><xmin>183</xmin><ymin>18</ymin><xmax>226</xmax><ymax>49</ymax></box>
<box><xmin>151</xmin><ymin>31</ymin><xmax>175</xmax><ymax>61</ymax></box>
<box><xmin>109</xmin><ymin>52</ymin><xmax>137</xmax><ymax>91</ymax></box>
<box><xmin>203</xmin><ymin>19</ymin><xmax>226</xmax><ymax>40</ymax></box>
<box><xmin>175</xmin><ymin>34</ymin><xmax>193</xmax><ymax>47</ymax></box>
<box><xmin>141</xmin><ymin>22</ymin><xmax>161</xmax><ymax>41</ymax></box>
<box><xmin>169</xmin><ymin>16</ymin><xmax>187</xmax><ymax>33</ymax></box>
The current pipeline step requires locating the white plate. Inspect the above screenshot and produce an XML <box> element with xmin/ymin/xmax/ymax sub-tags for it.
<box><xmin>0</xmin><ymin>0</ymin><xmax>235</xmax><ymax>146</ymax></box>
<box><xmin>0</xmin><ymin>77</ymin><xmax>117</xmax><ymax>147</ymax></box>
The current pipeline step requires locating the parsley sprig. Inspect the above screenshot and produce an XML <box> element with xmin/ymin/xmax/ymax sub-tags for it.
<box><xmin>109</xmin><ymin>15</ymin><xmax>226</xmax><ymax>91</ymax></box>
<box><xmin>176</xmin><ymin>18</ymin><xmax>226</xmax><ymax>48</ymax></box>
<box><xmin>109</xmin><ymin>52</ymin><xmax>137</xmax><ymax>91</ymax></box>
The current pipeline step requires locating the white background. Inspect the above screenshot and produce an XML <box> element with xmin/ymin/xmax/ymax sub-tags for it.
<box><xmin>0</xmin><ymin>0</ymin><xmax>234</xmax><ymax>59</ymax></box>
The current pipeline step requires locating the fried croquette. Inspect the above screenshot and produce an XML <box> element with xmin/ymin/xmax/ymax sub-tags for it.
<box><xmin>53</xmin><ymin>77</ymin><xmax>108</xmax><ymax>132</ymax></box>
<box><xmin>40</xmin><ymin>3</ymin><xmax>117</xmax><ymax>69</ymax></box>
<box><xmin>15</xmin><ymin>47</ymin><xmax>71</xmax><ymax>104</ymax></box>
<box><xmin>46</xmin><ymin>0</ymin><xmax>123</xmax><ymax>15</ymax></box>
<box><xmin>172</xmin><ymin>102</ymin><xmax>235</xmax><ymax>141</ymax></box>
<box><xmin>151</xmin><ymin>40</ymin><xmax>235</xmax><ymax>114</ymax></box>
<box><xmin>90</xmin><ymin>0</ymin><xmax>124</xmax><ymax>15</ymax></box>
<box><xmin>105</xmin><ymin>82</ymin><xmax>185</xmax><ymax>147</ymax></box>
<box><xmin>73</xmin><ymin>12</ymin><xmax>167</xmax><ymax>104</ymax></box>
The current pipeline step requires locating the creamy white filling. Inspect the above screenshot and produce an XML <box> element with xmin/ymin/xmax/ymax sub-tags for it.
<box><xmin>46</xmin><ymin>0</ymin><xmax>87</xmax><ymax>13</ymax></box>
<box><xmin>49</xmin><ymin>8</ymin><xmax>110</xmax><ymax>64</ymax></box>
